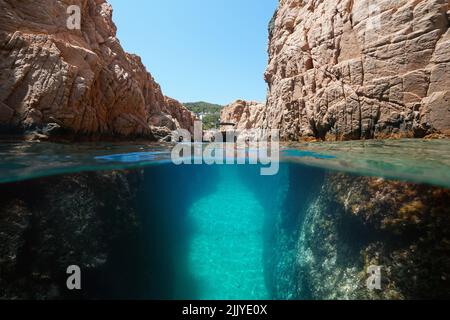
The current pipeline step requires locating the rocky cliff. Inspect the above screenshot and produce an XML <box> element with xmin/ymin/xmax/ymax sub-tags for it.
<box><xmin>0</xmin><ymin>0</ymin><xmax>195</xmax><ymax>140</ymax></box>
<box><xmin>264</xmin><ymin>0</ymin><xmax>450</xmax><ymax>141</ymax></box>
<box><xmin>220</xmin><ymin>100</ymin><xmax>266</xmax><ymax>131</ymax></box>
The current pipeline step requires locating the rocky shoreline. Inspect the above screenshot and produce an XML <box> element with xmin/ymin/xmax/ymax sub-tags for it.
<box><xmin>219</xmin><ymin>0</ymin><xmax>450</xmax><ymax>141</ymax></box>
<box><xmin>0</xmin><ymin>0</ymin><xmax>449</xmax><ymax>301</ymax></box>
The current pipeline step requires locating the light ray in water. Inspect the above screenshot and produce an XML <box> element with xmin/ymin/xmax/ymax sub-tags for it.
<box><xmin>187</xmin><ymin>167</ymin><xmax>269</xmax><ymax>299</ymax></box>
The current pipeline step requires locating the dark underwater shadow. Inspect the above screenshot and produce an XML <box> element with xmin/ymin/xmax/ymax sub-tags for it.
<box><xmin>136</xmin><ymin>164</ymin><xmax>221</xmax><ymax>299</ymax></box>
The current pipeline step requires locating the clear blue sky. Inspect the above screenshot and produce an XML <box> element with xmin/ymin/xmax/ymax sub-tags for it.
<box><xmin>108</xmin><ymin>0</ymin><xmax>278</xmax><ymax>105</ymax></box>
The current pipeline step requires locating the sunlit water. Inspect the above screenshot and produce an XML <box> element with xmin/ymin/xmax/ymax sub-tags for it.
<box><xmin>0</xmin><ymin>139</ymin><xmax>450</xmax><ymax>299</ymax></box>
<box><xmin>188</xmin><ymin>168</ymin><xmax>268</xmax><ymax>299</ymax></box>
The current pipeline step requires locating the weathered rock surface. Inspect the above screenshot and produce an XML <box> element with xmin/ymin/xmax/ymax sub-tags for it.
<box><xmin>0</xmin><ymin>0</ymin><xmax>194</xmax><ymax>140</ymax></box>
<box><xmin>264</xmin><ymin>0</ymin><xmax>450</xmax><ymax>140</ymax></box>
<box><xmin>220</xmin><ymin>100</ymin><xmax>265</xmax><ymax>131</ymax></box>
<box><xmin>0</xmin><ymin>170</ymin><xmax>150</xmax><ymax>299</ymax></box>
<box><xmin>270</xmin><ymin>171</ymin><xmax>450</xmax><ymax>299</ymax></box>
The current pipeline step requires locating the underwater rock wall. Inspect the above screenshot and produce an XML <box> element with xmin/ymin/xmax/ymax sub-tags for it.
<box><xmin>0</xmin><ymin>0</ymin><xmax>195</xmax><ymax>140</ymax></box>
<box><xmin>271</xmin><ymin>171</ymin><xmax>450</xmax><ymax>299</ymax></box>
<box><xmin>264</xmin><ymin>0</ymin><xmax>450</xmax><ymax>141</ymax></box>
<box><xmin>264</xmin><ymin>165</ymin><xmax>325</xmax><ymax>299</ymax></box>
<box><xmin>0</xmin><ymin>170</ymin><xmax>149</xmax><ymax>299</ymax></box>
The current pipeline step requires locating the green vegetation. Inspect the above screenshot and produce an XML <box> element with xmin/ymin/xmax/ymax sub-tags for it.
<box><xmin>183</xmin><ymin>101</ymin><xmax>223</xmax><ymax>114</ymax></box>
<box><xmin>201</xmin><ymin>114</ymin><xmax>221</xmax><ymax>130</ymax></box>
<box><xmin>183</xmin><ymin>101</ymin><xmax>224</xmax><ymax>130</ymax></box>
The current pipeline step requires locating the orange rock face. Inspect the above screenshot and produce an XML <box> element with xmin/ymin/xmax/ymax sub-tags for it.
<box><xmin>0</xmin><ymin>0</ymin><xmax>194</xmax><ymax>140</ymax></box>
<box><xmin>220</xmin><ymin>100</ymin><xmax>265</xmax><ymax>131</ymax></box>
<box><xmin>264</xmin><ymin>0</ymin><xmax>450</xmax><ymax>141</ymax></box>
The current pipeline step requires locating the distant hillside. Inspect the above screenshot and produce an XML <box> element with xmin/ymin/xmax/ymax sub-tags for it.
<box><xmin>183</xmin><ymin>102</ymin><xmax>224</xmax><ymax>130</ymax></box>
<box><xmin>183</xmin><ymin>102</ymin><xmax>223</xmax><ymax>114</ymax></box>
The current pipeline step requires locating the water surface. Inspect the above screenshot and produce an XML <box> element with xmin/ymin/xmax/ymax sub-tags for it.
<box><xmin>1</xmin><ymin>139</ymin><xmax>449</xmax><ymax>187</ymax></box>
<box><xmin>1</xmin><ymin>139</ymin><xmax>450</xmax><ymax>299</ymax></box>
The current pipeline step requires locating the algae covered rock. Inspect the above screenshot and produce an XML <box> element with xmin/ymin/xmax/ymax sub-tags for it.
<box><xmin>270</xmin><ymin>172</ymin><xmax>450</xmax><ymax>299</ymax></box>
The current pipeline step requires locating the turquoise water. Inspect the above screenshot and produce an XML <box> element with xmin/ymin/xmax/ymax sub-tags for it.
<box><xmin>188</xmin><ymin>168</ymin><xmax>268</xmax><ymax>299</ymax></box>
<box><xmin>1</xmin><ymin>139</ymin><xmax>450</xmax><ymax>299</ymax></box>
<box><xmin>136</xmin><ymin>164</ymin><xmax>282</xmax><ymax>299</ymax></box>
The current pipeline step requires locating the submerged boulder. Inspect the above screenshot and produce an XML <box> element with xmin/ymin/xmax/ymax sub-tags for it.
<box><xmin>270</xmin><ymin>172</ymin><xmax>450</xmax><ymax>299</ymax></box>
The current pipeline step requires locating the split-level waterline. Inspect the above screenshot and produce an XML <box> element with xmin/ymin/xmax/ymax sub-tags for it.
<box><xmin>0</xmin><ymin>139</ymin><xmax>450</xmax><ymax>299</ymax></box>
